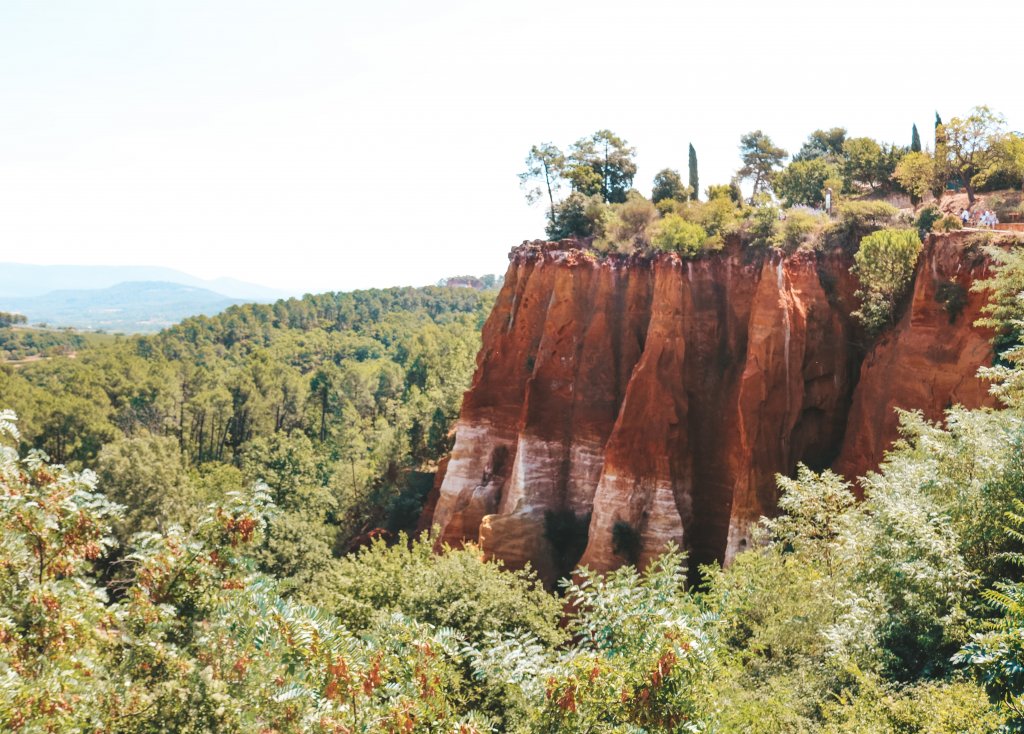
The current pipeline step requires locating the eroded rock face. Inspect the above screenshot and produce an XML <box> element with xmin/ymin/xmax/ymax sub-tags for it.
<box><xmin>429</xmin><ymin>234</ymin><xmax>995</xmax><ymax>582</ymax></box>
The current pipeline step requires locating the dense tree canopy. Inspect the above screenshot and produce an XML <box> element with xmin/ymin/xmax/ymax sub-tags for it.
<box><xmin>566</xmin><ymin>129</ymin><xmax>637</xmax><ymax>204</ymax></box>
<box><xmin>651</xmin><ymin>168</ymin><xmax>689</xmax><ymax>203</ymax></box>
<box><xmin>942</xmin><ymin>106</ymin><xmax>1007</xmax><ymax>203</ymax></box>
<box><xmin>793</xmin><ymin>127</ymin><xmax>847</xmax><ymax>162</ymax></box>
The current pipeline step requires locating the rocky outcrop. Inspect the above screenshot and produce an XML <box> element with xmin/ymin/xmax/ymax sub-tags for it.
<box><xmin>429</xmin><ymin>233</ymin><xmax>996</xmax><ymax>582</ymax></box>
<box><xmin>833</xmin><ymin>235</ymin><xmax>995</xmax><ymax>480</ymax></box>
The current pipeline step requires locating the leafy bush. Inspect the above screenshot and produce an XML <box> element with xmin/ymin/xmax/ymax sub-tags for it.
<box><xmin>986</xmin><ymin>190</ymin><xmax>1024</xmax><ymax>220</ymax></box>
<box><xmin>309</xmin><ymin>534</ymin><xmax>565</xmax><ymax>647</ymax></box>
<box><xmin>823</xmin><ymin>200</ymin><xmax>901</xmax><ymax>252</ymax></box>
<box><xmin>935</xmin><ymin>280</ymin><xmax>968</xmax><ymax>322</ymax></box>
<box><xmin>933</xmin><ymin>214</ymin><xmax>963</xmax><ymax>232</ymax></box>
<box><xmin>822</xmin><ymin>676</ymin><xmax>1002</xmax><ymax>733</ymax></box>
<box><xmin>773</xmin><ymin>209</ymin><xmax>827</xmax><ymax>253</ymax></box>
<box><xmin>851</xmin><ymin>228</ymin><xmax>922</xmax><ymax>333</ymax></box>
<box><xmin>915</xmin><ymin>205</ymin><xmax>942</xmax><ymax>238</ymax></box>
<box><xmin>539</xmin><ymin>554</ymin><xmax>717</xmax><ymax>731</ymax></box>
<box><xmin>836</xmin><ymin>200</ymin><xmax>899</xmax><ymax>229</ymax></box>
<box><xmin>651</xmin><ymin>213</ymin><xmax>710</xmax><ymax>255</ymax></box>
<box><xmin>466</xmin><ymin>551</ymin><xmax>718</xmax><ymax>732</ymax></box>
<box><xmin>698</xmin><ymin>194</ymin><xmax>741</xmax><ymax>238</ymax></box>
<box><xmin>746</xmin><ymin>199</ymin><xmax>780</xmax><ymax>248</ymax></box>
<box><xmin>594</xmin><ymin>193</ymin><xmax>658</xmax><ymax>253</ymax></box>
<box><xmin>546</xmin><ymin>192</ymin><xmax>606</xmax><ymax>240</ymax></box>
<box><xmin>955</xmin><ymin>502</ymin><xmax>1024</xmax><ymax>731</ymax></box>
<box><xmin>973</xmin><ymin>246</ymin><xmax>1024</xmax><ymax>371</ymax></box>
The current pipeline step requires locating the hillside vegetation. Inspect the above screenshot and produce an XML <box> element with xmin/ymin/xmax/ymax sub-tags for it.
<box><xmin>520</xmin><ymin>108</ymin><xmax>1024</xmax><ymax>263</ymax></box>
<box><xmin>2</xmin><ymin>106</ymin><xmax>1024</xmax><ymax>730</ymax></box>
<box><xmin>0</xmin><ymin>248</ymin><xmax>1021</xmax><ymax>731</ymax></box>
<box><xmin>0</xmin><ymin>286</ymin><xmax>492</xmax><ymax>575</ymax></box>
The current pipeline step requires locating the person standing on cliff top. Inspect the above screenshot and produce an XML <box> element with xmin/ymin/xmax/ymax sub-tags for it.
<box><xmin>825</xmin><ymin>187</ymin><xmax>833</xmax><ymax>215</ymax></box>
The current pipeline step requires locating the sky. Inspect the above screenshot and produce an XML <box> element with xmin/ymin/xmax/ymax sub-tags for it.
<box><xmin>2</xmin><ymin>0</ymin><xmax>1023</xmax><ymax>295</ymax></box>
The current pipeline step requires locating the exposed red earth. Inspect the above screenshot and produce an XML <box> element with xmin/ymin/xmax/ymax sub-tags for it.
<box><xmin>426</xmin><ymin>233</ymin><xmax>997</xmax><ymax>583</ymax></box>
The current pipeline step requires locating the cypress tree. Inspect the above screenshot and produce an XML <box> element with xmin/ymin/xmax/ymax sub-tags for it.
<box><xmin>933</xmin><ymin>112</ymin><xmax>947</xmax><ymax>198</ymax></box>
<box><xmin>688</xmin><ymin>143</ymin><xmax>699</xmax><ymax>201</ymax></box>
<box><xmin>911</xmin><ymin>124</ymin><xmax>921</xmax><ymax>153</ymax></box>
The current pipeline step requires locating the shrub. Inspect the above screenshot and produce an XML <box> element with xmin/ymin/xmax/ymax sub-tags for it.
<box><xmin>836</xmin><ymin>200</ymin><xmax>899</xmax><ymax>229</ymax></box>
<box><xmin>915</xmin><ymin>206</ymin><xmax>941</xmax><ymax>238</ymax></box>
<box><xmin>934</xmin><ymin>281</ymin><xmax>968</xmax><ymax>322</ymax></box>
<box><xmin>746</xmin><ymin>198</ymin><xmax>780</xmax><ymax>248</ymax></box>
<box><xmin>596</xmin><ymin>193</ymin><xmax>658</xmax><ymax>253</ymax></box>
<box><xmin>851</xmin><ymin>228</ymin><xmax>923</xmax><ymax>334</ymax></box>
<box><xmin>310</xmin><ymin>534</ymin><xmax>565</xmax><ymax>648</ymax></box>
<box><xmin>774</xmin><ymin>209</ymin><xmax>827</xmax><ymax>253</ymax></box>
<box><xmin>933</xmin><ymin>214</ymin><xmax>963</xmax><ymax>232</ymax></box>
<box><xmin>699</xmin><ymin>195</ymin><xmax>741</xmax><ymax>238</ymax></box>
<box><xmin>825</xmin><ymin>200</ymin><xmax>900</xmax><ymax>251</ymax></box>
<box><xmin>546</xmin><ymin>192</ymin><xmax>606</xmax><ymax>240</ymax></box>
<box><xmin>986</xmin><ymin>191</ymin><xmax>1024</xmax><ymax>220</ymax></box>
<box><xmin>651</xmin><ymin>213</ymin><xmax>709</xmax><ymax>256</ymax></box>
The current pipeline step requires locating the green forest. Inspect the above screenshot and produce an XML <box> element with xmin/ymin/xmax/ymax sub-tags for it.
<box><xmin>3</xmin><ymin>105</ymin><xmax>1024</xmax><ymax>731</ymax></box>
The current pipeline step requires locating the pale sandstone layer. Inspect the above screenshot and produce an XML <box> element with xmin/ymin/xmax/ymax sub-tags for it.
<box><xmin>429</xmin><ymin>233</ymin><xmax>995</xmax><ymax>582</ymax></box>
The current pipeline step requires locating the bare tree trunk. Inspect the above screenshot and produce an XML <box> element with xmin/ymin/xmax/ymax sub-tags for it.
<box><xmin>544</xmin><ymin>162</ymin><xmax>556</xmax><ymax>228</ymax></box>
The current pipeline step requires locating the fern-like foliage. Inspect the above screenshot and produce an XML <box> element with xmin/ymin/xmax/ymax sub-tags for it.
<box><xmin>956</xmin><ymin>500</ymin><xmax>1024</xmax><ymax>732</ymax></box>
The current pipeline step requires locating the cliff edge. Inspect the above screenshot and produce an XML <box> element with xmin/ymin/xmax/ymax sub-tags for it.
<box><xmin>428</xmin><ymin>233</ymin><xmax>996</xmax><ymax>582</ymax></box>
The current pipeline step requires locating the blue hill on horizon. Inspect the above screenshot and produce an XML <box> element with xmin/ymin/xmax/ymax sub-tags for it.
<box><xmin>0</xmin><ymin>281</ymin><xmax>247</xmax><ymax>334</ymax></box>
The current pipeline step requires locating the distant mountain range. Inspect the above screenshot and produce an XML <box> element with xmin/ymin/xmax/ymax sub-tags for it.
<box><xmin>0</xmin><ymin>263</ymin><xmax>500</xmax><ymax>334</ymax></box>
<box><xmin>0</xmin><ymin>263</ymin><xmax>292</xmax><ymax>301</ymax></box>
<box><xmin>0</xmin><ymin>281</ymin><xmax>248</xmax><ymax>334</ymax></box>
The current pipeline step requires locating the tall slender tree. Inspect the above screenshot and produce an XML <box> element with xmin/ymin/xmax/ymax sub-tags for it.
<box><xmin>911</xmin><ymin>124</ymin><xmax>922</xmax><ymax>153</ymax></box>
<box><xmin>519</xmin><ymin>144</ymin><xmax>565</xmax><ymax>228</ymax></box>
<box><xmin>933</xmin><ymin>112</ymin><xmax>948</xmax><ymax>197</ymax></box>
<box><xmin>688</xmin><ymin>143</ymin><xmax>699</xmax><ymax>201</ymax></box>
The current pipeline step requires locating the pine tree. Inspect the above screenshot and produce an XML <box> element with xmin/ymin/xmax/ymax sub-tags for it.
<box><xmin>688</xmin><ymin>143</ymin><xmax>699</xmax><ymax>201</ymax></box>
<box><xmin>911</xmin><ymin>123</ymin><xmax>921</xmax><ymax>153</ymax></box>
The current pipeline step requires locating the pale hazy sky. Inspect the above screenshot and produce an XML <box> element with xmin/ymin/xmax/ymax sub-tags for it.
<box><xmin>2</xmin><ymin>0</ymin><xmax>1022</xmax><ymax>294</ymax></box>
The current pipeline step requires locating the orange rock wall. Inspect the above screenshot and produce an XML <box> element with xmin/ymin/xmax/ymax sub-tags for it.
<box><xmin>430</xmin><ymin>234</ymin><xmax>995</xmax><ymax>581</ymax></box>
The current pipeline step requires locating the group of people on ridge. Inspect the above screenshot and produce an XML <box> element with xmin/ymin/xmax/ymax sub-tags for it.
<box><xmin>960</xmin><ymin>207</ymin><xmax>1000</xmax><ymax>228</ymax></box>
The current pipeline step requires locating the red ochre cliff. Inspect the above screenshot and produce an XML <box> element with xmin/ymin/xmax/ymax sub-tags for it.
<box><xmin>427</xmin><ymin>232</ymin><xmax>996</xmax><ymax>582</ymax></box>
